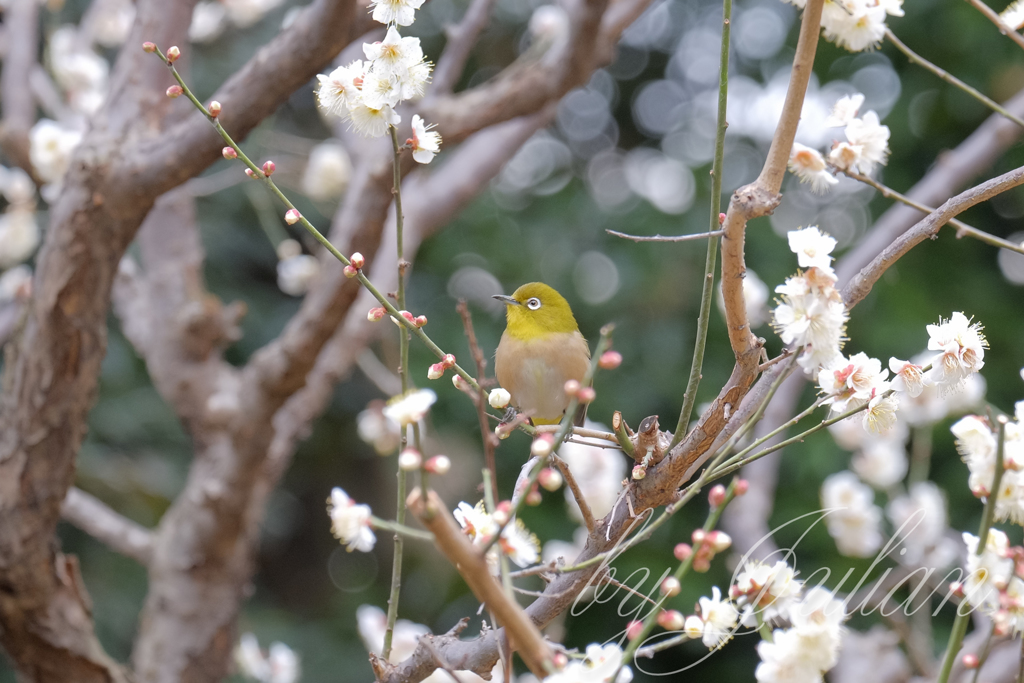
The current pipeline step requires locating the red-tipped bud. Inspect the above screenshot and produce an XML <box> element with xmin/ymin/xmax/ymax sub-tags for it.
<box><xmin>166</xmin><ymin>45</ymin><xmax>181</xmax><ymax>62</ymax></box>
<box><xmin>564</xmin><ymin>379</ymin><xmax>580</xmax><ymax>396</ymax></box>
<box><xmin>735</xmin><ymin>479</ymin><xmax>749</xmax><ymax>496</ymax></box>
<box><xmin>496</xmin><ymin>500</ymin><xmax>512</xmax><ymax>516</ymax></box>
<box><xmin>691</xmin><ymin>529</ymin><xmax>706</xmax><ymax>546</ymax></box>
<box><xmin>625</xmin><ymin>620</ymin><xmax>644</xmax><ymax>640</ymax></box>
<box><xmin>950</xmin><ymin>581</ymin><xmax>965</xmax><ymax>598</ymax></box>
<box><xmin>427</xmin><ymin>363</ymin><xmax>445</xmax><ymax>380</ymax></box>
<box><xmin>284</xmin><ymin>209</ymin><xmax>301</xmax><ymax>225</ymax></box>
<box><xmin>525</xmin><ymin>488</ymin><xmax>543</xmax><ymax>506</ymax></box>
<box><xmin>577</xmin><ymin>387</ymin><xmax>596</xmax><ymax>404</ymax></box>
<box><xmin>452</xmin><ymin>374</ymin><xmax>468</xmax><ymax>390</ymax></box>
<box><xmin>414</xmin><ymin>315</ymin><xmax>428</xmax><ymax>328</ymax></box>
<box><xmin>398</xmin><ymin>448</ymin><xmax>422</xmax><ymax>471</ymax></box>
<box><xmin>166</xmin><ymin>85</ymin><xmax>183</xmax><ymax>98</ymax></box>
<box><xmin>344</xmin><ymin>265</ymin><xmax>358</xmax><ymax>278</ymax></box>
<box><xmin>598</xmin><ymin>350</ymin><xmax>622</xmax><ymax>369</ymax></box>
<box><xmin>142</xmin><ymin>41</ymin><xmax>156</xmax><ymax>53</ymax></box>
<box><xmin>262</xmin><ymin>160</ymin><xmax>276</xmax><ymax>176</ymax></box>
<box><xmin>245</xmin><ymin>168</ymin><xmax>256</xmax><ymax>178</ymax></box>
<box><xmin>962</xmin><ymin>654</ymin><xmax>979</xmax><ymax>669</ymax></box>
<box><xmin>660</xmin><ymin>576</ymin><xmax>681</xmax><ymax>597</ymax></box>
<box><xmin>657</xmin><ymin>610</ymin><xmax>685</xmax><ymax>631</ymax></box>
<box><xmin>718</xmin><ymin>212</ymin><xmax>726</xmax><ymax>225</ymax></box>
<box><xmin>400</xmin><ymin>310</ymin><xmax>415</xmax><ymax>324</ymax></box>
<box><xmin>673</xmin><ymin>543</ymin><xmax>692</xmax><ymax>561</ymax></box>
<box><xmin>493</xmin><ymin>507</ymin><xmax>509</xmax><ymax>526</ymax></box>
<box><xmin>693</xmin><ymin>556</ymin><xmax>711</xmax><ymax>573</ymax></box>
<box><xmin>551</xmin><ymin>652</ymin><xmax>568</xmax><ymax>670</ymax></box>
<box><xmin>708</xmin><ymin>484</ymin><xmax>727</xmax><ymax>508</ymax></box>
<box><xmin>209</xmin><ymin>100</ymin><xmax>221</xmax><ymax>118</ymax></box>
<box><xmin>425</xmin><ymin>455</ymin><xmax>451</xmax><ymax>474</ymax></box>
<box><xmin>367</xmin><ymin>307</ymin><xmax>386</xmax><ymax>322</ymax></box>
<box><xmin>632</xmin><ymin>464</ymin><xmax>646</xmax><ymax>480</ymax></box>
<box><xmin>538</xmin><ymin>468</ymin><xmax>563</xmax><ymax>492</ymax></box>
<box><xmin>531</xmin><ymin>434</ymin><xmax>555</xmax><ymax>457</ymax></box>
<box><xmin>707</xmin><ymin>530</ymin><xmax>732</xmax><ymax>553</ymax></box>
<box><xmin>350</xmin><ymin>252</ymin><xmax>365</xmax><ymax>269</ymax></box>
<box><xmin>442</xmin><ymin>354</ymin><xmax>456</xmax><ymax>369</ymax></box>
<box><xmin>222</xmin><ymin>146</ymin><xmax>238</xmax><ymax>160</ymax></box>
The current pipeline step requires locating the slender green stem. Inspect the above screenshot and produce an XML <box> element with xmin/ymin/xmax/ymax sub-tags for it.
<box><xmin>670</xmin><ymin>0</ymin><xmax>731</xmax><ymax>451</ymax></box>
<box><xmin>635</xmin><ymin>633</ymin><xmax>692</xmax><ymax>658</ymax></box>
<box><xmin>148</xmin><ymin>44</ymin><xmax>482</xmax><ymax>391</ymax></box>
<box><xmin>718</xmin><ymin>396</ymin><xmax>824</xmax><ymax>472</ymax></box>
<box><xmin>909</xmin><ymin>425</ymin><xmax>933</xmax><ymax>484</ymax></box>
<box><xmin>885</xmin><ymin>29</ymin><xmax>1024</xmax><ymax>129</ymax></box>
<box><xmin>756</xmin><ymin>611</ymin><xmax>773</xmax><ymax>643</ymax></box>
<box><xmin>382</xmin><ymin>467</ymin><xmax>406</xmax><ymax>660</ymax></box>
<box><xmin>936</xmin><ymin>417</ymin><xmax>1008</xmax><ymax>683</ymax></box>
<box><xmin>843</xmin><ymin>170</ymin><xmax>1024</xmax><ymax>256</ymax></box>
<box><xmin>369</xmin><ymin>516</ymin><xmax>433</xmax><ymax>542</ymax></box>
<box><xmin>618</xmin><ymin>479</ymin><xmax>741</xmax><ymax>671</ymax></box>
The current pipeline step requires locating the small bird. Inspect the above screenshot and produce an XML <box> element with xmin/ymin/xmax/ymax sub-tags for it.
<box><xmin>493</xmin><ymin>282</ymin><xmax>590</xmax><ymax>426</ymax></box>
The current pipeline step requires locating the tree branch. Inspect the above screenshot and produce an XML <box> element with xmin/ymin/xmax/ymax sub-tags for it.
<box><xmin>431</xmin><ymin>0</ymin><xmax>499</xmax><ymax>94</ymax></box>
<box><xmin>61</xmin><ymin>488</ymin><xmax>154</xmax><ymax>566</ymax></box>
<box><xmin>0</xmin><ymin>0</ymin><xmax>41</xmax><ymax>177</ymax></box>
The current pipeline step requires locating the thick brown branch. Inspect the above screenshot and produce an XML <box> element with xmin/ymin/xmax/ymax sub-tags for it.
<box><xmin>61</xmin><ymin>488</ymin><xmax>154</xmax><ymax>566</ymax></box>
<box><xmin>432</xmin><ymin>0</ymin><xmax>499</xmax><ymax>94</ymax></box>
<box><xmin>0</xmin><ymin>0</ymin><xmax>41</xmax><ymax>176</ymax></box>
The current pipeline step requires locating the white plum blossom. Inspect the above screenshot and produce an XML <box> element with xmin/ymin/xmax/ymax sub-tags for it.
<box><xmin>825</xmin><ymin>93</ymin><xmax>865</xmax><ymax>127</ymax></box>
<box><xmin>817</xmin><ymin>352</ymin><xmax>889</xmax><ymax>414</ymax></box>
<box><xmin>692</xmin><ymin>586</ymin><xmax>740</xmax><ymax>649</ymax></box>
<box><xmin>543</xmin><ymin>643</ymin><xmax>633</xmax><ymax>683</ymax></box>
<box><xmin>756</xmin><ymin>587</ymin><xmax>846</xmax><ymax>683</ymax></box>
<box><xmin>383</xmin><ymin>388</ymin><xmax>437</xmax><ymax>426</ymax></box>
<box><xmin>223</xmin><ymin>0</ymin><xmax>287</xmax><ymax>28</ymax></box>
<box><xmin>788</xmin><ymin>143</ymin><xmax>837</xmax><ymax>193</ymax></box>
<box><xmin>348</xmin><ymin>102</ymin><xmax>402</xmax><ymax>138</ymax></box>
<box><xmin>29</xmin><ymin>119</ymin><xmax>82</xmax><ymax>189</ymax></box>
<box><xmin>370</xmin><ymin>0</ymin><xmax>426</xmax><ymax>26</ymax></box>
<box><xmin>887</xmin><ymin>482</ymin><xmax>958</xmax><ymax>568</ymax></box>
<box><xmin>851</xmin><ymin>437</ymin><xmax>907</xmax><ymax>489</ymax></box>
<box><xmin>357</xmin><ymin>401</ymin><xmax>402</xmax><ymax>455</ymax></box>
<box><xmin>49</xmin><ymin>26</ymin><xmax>109</xmax><ymax>115</ymax></box>
<box><xmin>788</xmin><ymin>226</ymin><xmax>837</xmax><ymax>272</ymax></box>
<box><xmin>363</xmin><ymin>27</ymin><xmax>424</xmax><ymax>76</ymax></box>
<box><xmin>488</xmin><ymin>388</ymin><xmax>512</xmax><ymax>409</ymax></box>
<box><xmin>0</xmin><ymin>265</ymin><xmax>32</xmax><ymax>303</ymax></box>
<box><xmin>0</xmin><ymin>210</ymin><xmax>40</xmax><ymax>269</ymax></box>
<box><xmin>926</xmin><ymin>312</ymin><xmax>987</xmax><ymax>389</ymax></box>
<box><xmin>733</xmin><ymin>560</ymin><xmax>803</xmax><ymax>625</ymax></box>
<box><xmin>821</xmin><ymin>471</ymin><xmax>884</xmax><ymax>557</ymax></box>
<box><xmin>825</xmin><ymin>100</ymin><xmax>891</xmax><ymax>176</ymax></box>
<box><xmin>410</xmin><ymin>115</ymin><xmax>442</xmax><ymax>164</ymax></box>
<box><xmin>316</xmin><ymin>61</ymin><xmax>366</xmax><ymax>117</ymax></box>
<box><xmin>863</xmin><ymin>393</ymin><xmax>899</xmax><ymax>434</ymax></box>
<box><xmin>1000</xmin><ymin>0</ymin><xmax>1024</xmax><ymax>30</ymax></box>
<box><xmin>962</xmin><ymin>529</ymin><xmax>1014</xmax><ymax>611</ymax></box>
<box><xmin>302</xmin><ymin>142</ymin><xmax>352</xmax><ymax>201</ymax></box>
<box><xmin>327</xmin><ymin>487</ymin><xmax>376</xmax><ymax>552</ymax></box>
<box><xmin>236</xmin><ymin>634</ymin><xmax>299</xmax><ymax>683</ymax></box>
<box><xmin>453</xmin><ymin>501</ymin><xmax>540</xmax><ymax>572</ymax></box>
<box><xmin>276</xmin><ymin>254</ymin><xmax>320</xmax><ymax>296</ymax></box>
<box><xmin>189</xmin><ymin>2</ymin><xmax>229</xmax><ymax>42</ymax></box>
<box><xmin>889</xmin><ymin>357</ymin><xmax>927</xmax><ymax>398</ymax></box>
<box><xmin>952</xmin><ymin>412</ymin><xmax>1024</xmax><ymax>522</ymax></box>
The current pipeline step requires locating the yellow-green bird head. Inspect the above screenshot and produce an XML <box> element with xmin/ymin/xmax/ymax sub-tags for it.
<box><xmin>492</xmin><ymin>282</ymin><xmax>580</xmax><ymax>339</ymax></box>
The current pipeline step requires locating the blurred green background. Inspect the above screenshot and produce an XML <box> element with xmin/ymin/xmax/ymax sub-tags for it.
<box><xmin>5</xmin><ymin>0</ymin><xmax>1024</xmax><ymax>679</ymax></box>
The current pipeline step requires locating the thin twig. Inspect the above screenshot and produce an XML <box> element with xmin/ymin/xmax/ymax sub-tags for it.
<box><xmin>963</xmin><ymin>0</ymin><xmax>1024</xmax><ymax>53</ymax></box>
<box><xmin>606</xmin><ymin>229</ymin><xmax>724</xmax><ymax>243</ymax></box>
<box><xmin>61</xmin><ymin>488</ymin><xmax>154</xmax><ymax>566</ymax></box>
<box><xmin>551</xmin><ymin>455</ymin><xmax>595</xmax><ymax>534</ymax></box>
<box><xmin>458</xmin><ymin>300</ymin><xmax>499</xmax><ymax>504</ymax></box>
<box><xmin>885</xmin><ymin>29</ymin><xmax>1024</xmax><ymax>129</ymax></box>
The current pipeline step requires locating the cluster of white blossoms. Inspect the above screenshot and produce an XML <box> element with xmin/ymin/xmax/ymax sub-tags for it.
<box><xmin>327</xmin><ymin>487</ymin><xmax>376</xmax><ymax>552</ymax></box>
<box><xmin>453</xmin><ymin>500</ymin><xmax>540</xmax><ymax>573</ymax></box>
<box><xmin>314</xmin><ymin>0</ymin><xmax>442</xmax><ymax>161</ymax></box>
<box><xmin>0</xmin><ymin>165</ymin><xmax>40</xmax><ymax>301</ymax></box>
<box><xmin>301</xmin><ymin>141</ymin><xmax>353</xmax><ymax>201</ymax></box>
<box><xmin>49</xmin><ymin>26</ymin><xmax>110</xmax><ymax>116</ymax></box>
<box><xmin>234</xmin><ymin>633</ymin><xmax>300</xmax><ymax>683</ymax></box>
<box><xmin>956</xmin><ymin>528</ymin><xmax>1024</xmax><ymax>637</ymax></box>
<box><xmin>788</xmin><ymin>93</ymin><xmax>892</xmax><ymax>193</ymax></box>
<box><xmin>682</xmin><ymin>586</ymin><xmax>741</xmax><ymax>650</ymax></box>
<box><xmin>820</xmin><ymin>471</ymin><xmax>884</xmax><ymax>557</ymax></box>
<box><xmin>755</xmin><ymin>588</ymin><xmax>847</xmax><ymax>683</ymax></box>
<box><xmin>952</xmin><ymin>400</ymin><xmax>1024</xmax><ymax>519</ymax></box>
<box><xmin>543</xmin><ymin>643</ymin><xmax>633</xmax><ymax>683</ymax></box>
<box><xmin>275</xmin><ymin>238</ymin><xmax>319</xmax><ymax>296</ymax></box>
<box><xmin>771</xmin><ymin>226</ymin><xmax>848</xmax><ymax>374</ymax></box>
<box><xmin>732</xmin><ymin>560</ymin><xmax>804</xmax><ymax>627</ymax></box>
<box><xmin>781</xmin><ymin>0</ymin><xmax>903</xmax><ymax>52</ymax></box>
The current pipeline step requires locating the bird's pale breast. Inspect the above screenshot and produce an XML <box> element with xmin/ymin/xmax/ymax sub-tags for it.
<box><xmin>494</xmin><ymin>330</ymin><xmax>590</xmax><ymax>423</ymax></box>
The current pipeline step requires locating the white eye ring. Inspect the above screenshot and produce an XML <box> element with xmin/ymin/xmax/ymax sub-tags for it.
<box><xmin>526</xmin><ymin>297</ymin><xmax>541</xmax><ymax>310</ymax></box>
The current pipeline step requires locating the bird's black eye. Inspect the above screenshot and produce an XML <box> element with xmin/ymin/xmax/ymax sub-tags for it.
<box><xmin>526</xmin><ymin>297</ymin><xmax>541</xmax><ymax>310</ymax></box>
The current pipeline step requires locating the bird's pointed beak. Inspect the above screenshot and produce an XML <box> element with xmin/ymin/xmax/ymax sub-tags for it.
<box><xmin>492</xmin><ymin>294</ymin><xmax>520</xmax><ymax>306</ymax></box>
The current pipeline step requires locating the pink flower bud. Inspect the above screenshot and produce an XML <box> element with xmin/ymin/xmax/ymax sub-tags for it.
<box><xmin>625</xmin><ymin>620</ymin><xmax>644</xmax><ymax>641</ymax></box>
<box><xmin>708</xmin><ymin>484</ymin><xmax>727</xmax><ymax>508</ymax></box>
<box><xmin>660</xmin><ymin>576</ymin><xmax>681</xmax><ymax>597</ymax></box>
<box><xmin>496</xmin><ymin>500</ymin><xmax>512</xmax><ymax>515</ymax></box>
<box><xmin>284</xmin><ymin>209</ymin><xmax>300</xmax><ymax>225</ymax></box>
<box><xmin>245</xmin><ymin>168</ymin><xmax>256</xmax><ymax>178</ymax></box>
<box><xmin>367</xmin><ymin>307</ymin><xmax>386</xmax><ymax>322</ymax></box>
<box><xmin>442</xmin><ymin>354</ymin><xmax>456</xmax><ymax>369</ymax></box>
<box><xmin>531</xmin><ymin>434</ymin><xmax>554</xmax><ymax>457</ymax></box>
<box><xmin>693</xmin><ymin>556</ymin><xmax>711</xmax><ymax>573</ymax></box>
<box><xmin>344</xmin><ymin>265</ymin><xmax>358</xmax><ymax>278</ymax></box>
<box><xmin>208</xmin><ymin>101</ymin><xmax>221</xmax><ymax>118</ymax></box>
<box><xmin>632</xmin><ymin>464</ymin><xmax>646</xmax><ymax>480</ymax></box>
<box><xmin>657</xmin><ymin>610</ymin><xmax>685</xmax><ymax>631</ymax></box>
<box><xmin>427</xmin><ymin>363</ymin><xmax>444</xmax><ymax>380</ymax></box>
<box><xmin>538</xmin><ymin>468</ymin><xmax>563</xmax><ymax>492</ymax></box>
<box><xmin>707</xmin><ymin>530</ymin><xmax>732</xmax><ymax>553</ymax></box>
<box><xmin>262</xmin><ymin>160</ymin><xmax>275</xmax><ymax>176</ymax></box>
<box><xmin>962</xmin><ymin>654</ymin><xmax>979</xmax><ymax>669</ymax></box>
<box><xmin>718</xmin><ymin>212</ymin><xmax>726</xmax><ymax>225</ymax></box>
<box><xmin>564</xmin><ymin>379</ymin><xmax>580</xmax><ymax>396</ymax></box>
<box><xmin>598</xmin><ymin>350</ymin><xmax>622</xmax><ymax>369</ymax></box>
<box><xmin>350</xmin><ymin>252</ymin><xmax>365</xmax><ymax>269</ymax></box>
<box><xmin>525</xmin><ymin>488</ymin><xmax>542</xmax><ymax>506</ymax></box>
<box><xmin>398</xmin><ymin>448</ymin><xmax>422</xmax><ymax>471</ymax></box>
<box><xmin>424</xmin><ymin>455</ymin><xmax>451</xmax><ymax>474</ymax></box>
<box><xmin>166</xmin><ymin>85</ymin><xmax>183</xmax><ymax>98</ymax></box>
<box><xmin>493</xmin><ymin>508</ymin><xmax>509</xmax><ymax>526</ymax></box>
<box><xmin>950</xmin><ymin>581</ymin><xmax>965</xmax><ymax>598</ymax></box>
<box><xmin>166</xmin><ymin>45</ymin><xmax>181</xmax><ymax>63</ymax></box>
<box><xmin>400</xmin><ymin>310</ymin><xmax>415</xmax><ymax>324</ymax></box>
<box><xmin>222</xmin><ymin>147</ymin><xmax>237</xmax><ymax>160</ymax></box>
<box><xmin>577</xmin><ymin>387</ymin><xmax>596</xmax><ymax>404</ymax></box>
<box><xmin>691</xmin><ymin>529</ymin><xmax>706</xmax><ymax>546</ymax></box>
<box><xmin>735</xmin><ymin>479</ymin><xmax>749</xmax><ymax>496</ymax></box>
<box><xmin>551</xmin><ymin>652</ymin><xmax>568</xmax><ymax>670</ymax></box>
<box><xmin>414</xmin><ymin>315</ymin><xmax>428</xmax><ymax>328</ymax></box>
<box><xmin>142</xmin><ymin>41</ymin><xmax>156</xmax><ymax>53</ymax></box>
<box><xmin>452</xmin><ymin>375</ymin><xmax>467</xmax><ymax>390</ymax></box>
<box><xmin>673</xmin><ymin>543</ymin><xmax>692</xmax><ymax>561</ymax></box>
